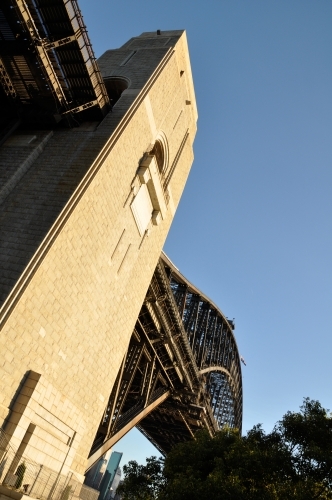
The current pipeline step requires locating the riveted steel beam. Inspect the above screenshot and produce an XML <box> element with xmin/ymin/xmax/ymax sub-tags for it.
<box><xmin>87</xmin><ymin>390</ymin><xmax>171</xmax><ymax>471</ymax></box>
<box><xmin>88</xmin><ymin>255</ymin><xmax>243</xmax><ymax>468</ymax></box>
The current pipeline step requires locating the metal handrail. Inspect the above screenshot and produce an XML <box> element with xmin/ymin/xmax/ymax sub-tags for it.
<box><xmin>0</xmin><ymin>428</ymin><xmax>98</xmax><ymax>500</ymax></box>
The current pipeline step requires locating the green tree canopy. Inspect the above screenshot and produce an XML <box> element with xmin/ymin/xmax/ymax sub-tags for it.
<box><xmin>116</xmin><ymin>456</ymin><xmax>165</xmax><ymax>500</ymax></box>
<box><xmin>117</xmin><ymin>399</ymin><xmax>332</xmax><ymax>500</ymax></box>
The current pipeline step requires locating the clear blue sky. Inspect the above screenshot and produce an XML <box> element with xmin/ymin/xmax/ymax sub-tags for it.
<box><xmin>79</xmin><ymin>0</ymin><xmax>332</xmax><ymax>467</ymax></box>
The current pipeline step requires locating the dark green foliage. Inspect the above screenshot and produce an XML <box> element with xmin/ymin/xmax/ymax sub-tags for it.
<box><xmin>116</xmin><ymin>456</ymin><xmax>165</xmax><ymax>500</ymax></box>
<box><xmin>162</xmin><ymin>426</ymin><xmax>287</xmax><ymax>500</ymax></box>
<box><xmin>14</xmin><ymin>462</ymin><xmax>26</xmax><ymax>489</ymax></box>
<box><xmin>119</xmin><ymin>399</ymin><xmax>332</xmax><ymax>500</ymax></box>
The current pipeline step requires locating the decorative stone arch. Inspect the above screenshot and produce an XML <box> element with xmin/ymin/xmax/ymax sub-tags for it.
<box><xmin>150</xmin><ymin>131</ymin><xmax>169</xmax><ymax>177</ymax></box>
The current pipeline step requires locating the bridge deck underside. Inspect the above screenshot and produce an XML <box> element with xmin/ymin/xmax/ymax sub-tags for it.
<box><xmin>137</xmin><ymin>402</ymin><xmax>198</xmax><ymax>455</ymax></box>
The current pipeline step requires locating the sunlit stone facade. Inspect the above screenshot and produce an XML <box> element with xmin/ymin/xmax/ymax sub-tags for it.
<box><xmin>0</xmin><ymin>31</ymin><xmax>197</xmax><ymax>480</ymax></box>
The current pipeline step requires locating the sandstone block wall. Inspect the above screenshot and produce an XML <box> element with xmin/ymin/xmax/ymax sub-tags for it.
<box><xmin>0</xmin><ymin>31</ymin><xmax>197</xmax><ymax>478</ymax></box>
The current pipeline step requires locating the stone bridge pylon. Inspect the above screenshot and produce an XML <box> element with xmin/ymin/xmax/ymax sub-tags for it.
<box><xmin>0</xmin><ymin>0</ymin><xmax>242</xmax><ymax>485</ymax></box>
<box><xmin>0</xmin><ymin>15</ymin><xmax>199</xmax><ymax>478</ymax></box>
<box><xmin>87</xmin><ymin>253</ymin><xmax>243</xmax><ymax>469</ymax></box>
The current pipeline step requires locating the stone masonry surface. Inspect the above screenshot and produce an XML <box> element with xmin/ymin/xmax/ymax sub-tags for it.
<box><xmin>0</xmin><ymin>31</ymin><xmax>197</xmax><ymax>478</ymax></box>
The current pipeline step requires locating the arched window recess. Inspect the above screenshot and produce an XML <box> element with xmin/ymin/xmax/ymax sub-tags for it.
<box><xmin>103</xmin><ymin>76</ymin><xmax>129</xmax><ymax>109</ymax></box>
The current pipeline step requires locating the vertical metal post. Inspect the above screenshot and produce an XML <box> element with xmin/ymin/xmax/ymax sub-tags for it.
<box><xmin>144</xmin><ymin>355</ymin><xmax>156</xmax><ymax>407</ymax></box>
<box><xmin>29</xmin><ymin>464</ymin><xmax>43</xmax><ymax>497</ymax></box>
<box><xmin>4</xmin><ymin>423</ymin><xmax>36</xmax><ymax>478</ymax></box>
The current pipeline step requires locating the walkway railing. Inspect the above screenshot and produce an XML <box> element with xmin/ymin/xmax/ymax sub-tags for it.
<box><xmin>0</xmin><ymin>428</ymin><xmax>98</xmax><ymax>500</ymax></box>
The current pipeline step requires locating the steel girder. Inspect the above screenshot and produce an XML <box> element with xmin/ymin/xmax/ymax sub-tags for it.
<box><xmin>0</xmin><ymin>0</ymin><xmax>109</xmax><ymax>139</ymax></box>
<box><xmin>165</xmin><ymin>254</ymin><xmax>243</xmax><ymax>432</ymax></box>
<box><xmin>87</xmin><ymin>255</ymin><xmax>243</xmax><ymax>471</ymax></box>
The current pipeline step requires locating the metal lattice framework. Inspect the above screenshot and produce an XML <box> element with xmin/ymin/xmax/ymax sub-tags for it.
<box><xmin>167</xmin><ymin>254</ymin><xmax>243</xmax><ymax>430</ymax></box>
<box><xmin>0</xmin><ymin>0</ymin><xmax>109</xmax><ymax>142</ymax></box>
<box><xmin>87</xmin><ymin>254</ymin><xmax>243</xmax><ymax>471</ymax></box>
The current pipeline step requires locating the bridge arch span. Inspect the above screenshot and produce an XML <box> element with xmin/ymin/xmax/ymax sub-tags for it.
<box><xmin>163</xmin><ymin>253</ymin><xmax>243</xmax><ymax>431</ymax></box>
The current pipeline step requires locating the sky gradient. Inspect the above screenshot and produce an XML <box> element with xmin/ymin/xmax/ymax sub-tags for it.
<box><xmin>79</xmin><ymin>0</ymin><xmax>332</xmax><ymax>467</ymax></box>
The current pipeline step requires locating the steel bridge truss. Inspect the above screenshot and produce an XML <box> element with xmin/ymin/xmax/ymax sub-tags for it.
<box><xmin>0</xmin><ymin>0</ymin><xmax>109</xmax><ymax>140</ymax></box>
<box><xmin>87</xmin><ymin>254</ymin><xmax>243</xmax><ymax>471</ymax></box>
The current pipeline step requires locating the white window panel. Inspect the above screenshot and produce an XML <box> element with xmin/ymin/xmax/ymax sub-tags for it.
<box><xmin>131</xmin><ymin>184</ymin><xmax>153</xmax><ymax>236</ymax></box>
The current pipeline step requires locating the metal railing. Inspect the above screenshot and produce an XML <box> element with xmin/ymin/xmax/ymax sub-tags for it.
<box><xmin>0</xmin><ymin>428</ymin><xmax>98</xmax><ymax>500</ymax></box>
